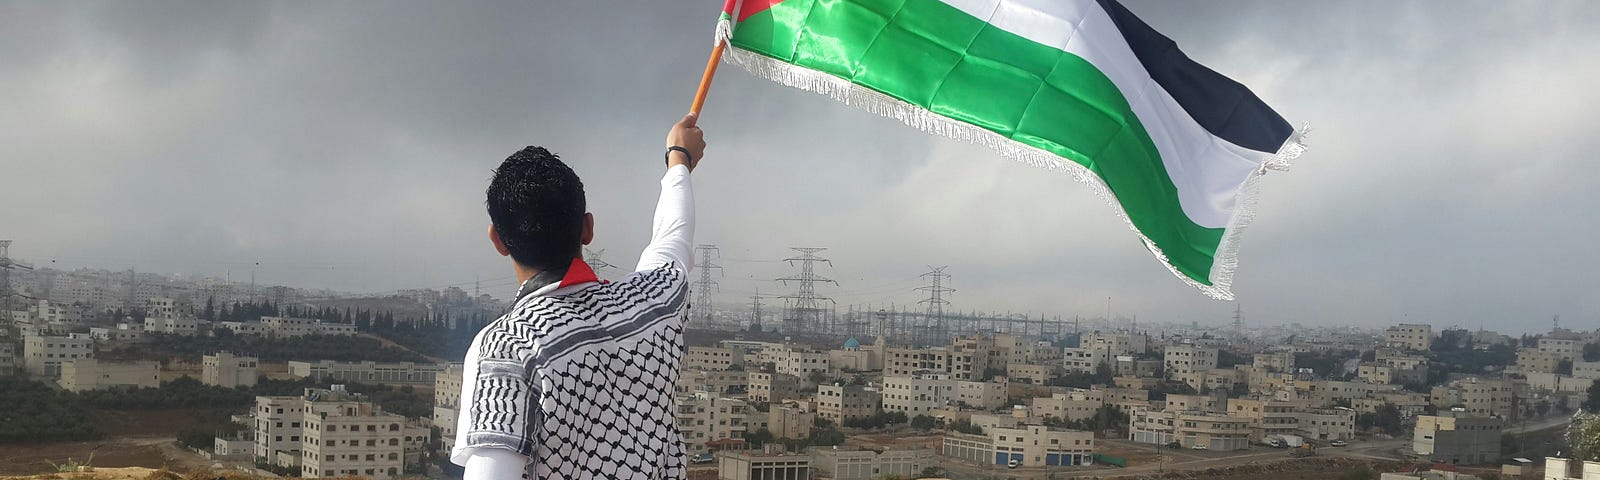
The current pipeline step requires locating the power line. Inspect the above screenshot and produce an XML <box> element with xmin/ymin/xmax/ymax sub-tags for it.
<box><xmin>777</xmin><ymin>247</ymin><xmax>837</xmax><ymax>335</ymax></box>
<box><xmin>692</xmin><ymin>244</ymin><xmax>723</xmax><ymax>327</ymax></box>
<box><xmin>915</xmin><ymin>266</ymin><xmax>954</xmax><ymax>346</ymax></box>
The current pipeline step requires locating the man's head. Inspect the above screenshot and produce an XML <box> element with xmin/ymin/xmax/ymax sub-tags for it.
<box><xmin>486</xmin><ymin>146</ymin><xmax>593</xmax><ymax>271</ymax></box>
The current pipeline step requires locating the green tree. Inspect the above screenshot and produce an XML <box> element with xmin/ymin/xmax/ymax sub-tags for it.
<box><xmin>1339</xmin><ymin>466</ymin><xmax>1377</xmax><ymax>480</ymax></box>
<box><xmin>1567</xmin><ymin>413</ymin><xmax>1600</xmax><ymax>461</ymax></box>
<box><xmin>910</xmin><ymin>414</ymin><xmax>937</xmax><ymax>430</ymax></box>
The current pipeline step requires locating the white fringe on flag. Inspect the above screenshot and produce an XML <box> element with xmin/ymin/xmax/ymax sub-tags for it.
<box><xmin>719</xmin><ymin>26</ymin><xmax>1306</xmax><ymax>301</ymax></box>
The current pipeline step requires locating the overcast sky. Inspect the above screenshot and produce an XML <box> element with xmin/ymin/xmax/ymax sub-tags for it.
<box><xmin>3</xmin><ymin>1</ymin><xmax>1597</xmax><ymax>333</ymax></box>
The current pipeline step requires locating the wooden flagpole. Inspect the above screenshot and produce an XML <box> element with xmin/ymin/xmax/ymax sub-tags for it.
<box><xmin>689</xmin><ymin>0</ymin><xmax>743</xmax><ymax>115</ymax></box>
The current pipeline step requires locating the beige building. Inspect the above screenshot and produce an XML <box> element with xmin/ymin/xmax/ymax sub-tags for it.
<box><xmin>943</xmin><ymin>425</ymin><xmax>1094</xmax><ymax>467</ymax></box>
<box><xmin>882</xmin><ymin>373</ymin><xmax>1007</xmax><ymax>414</ymax></box>
<box><xmin>1518</xmin><ymin>348</ymin><xmax>1562</xmax><ymax>374</ymax></box>
<box><xmin>143</xmin><ymin>315</ymin><xmax>200</xmax><ymax>336</ymax></box>
<box><xmin>676</xmin><ymin>392</ymin><xmax>752</xmax><ymax>453</ymax></box>
<box><xmin>1061</xmin><ymin>347</ymin><xmax>1100</xmax><ymax>374</ymax></box>
<box><xmin>1253</xmin><ymin>351</ymin><xmax>1296</xmax><ymax>373</ymax></box>
<box><xmin>1537</xmin><ymin>337</ymin><xmax>1581</xmax><ymax>361</ymax></box>
<box><xmin>767</xmin><ymin>405</ymin><xmax>814</xmax><ymax>439</ymax></box>
<box><xmin>57</xmin><ymin>359</ymin><xmax>160</xmax><ymax>392</ymax></box>
<box><xmin>254</xmin><ymin>316</ymin><xmax>358</xmax><ymax>338</ymax></box>
<box><xmin>254</xmin><ymin>395</ymin><xmax>307</xmax><ymax>461</ymax></box>
<box><xmin>676</xmin><ymin>368</ymin><xmax>750</xmax><ymax>397</ymax></box>
<box><xmin>685</xmin><ymin>346</ymin><xmax>745</xmax><ymax>371</ymax></box>
<box><xmin>766</xmin><ymin>344</ymin><xmax>831</xmax><ymax>378</ymax></box>
<box><xmin>287</xmin><ymin>360</ymin><xmax>447</xmax><ymax>385</ymax></box>
<box><xmin>1385</xmin><ymin>324</ymin><xmax>1434</xmax><ymax>352</ymax></box>
<box><xmin>1431</xmin><ymin>378</ymin><xmax>1514</xmax><ymax>419</ymax></box>
<box><xmin>717</xmin><ymin>449</ymin><xmax>810</xmax><ymax>480</ymax></box>
<box><xmin>432</xmin><ymin>364</ymin><xmax>463</xmax><ymax>452</ymax></box>
<box><xmin>1130</xmin><ymin>409</ymin><xmax>1252</xmax><ymax>451</ymax></box>
<box><xmin>748</xmin><ymin>372</ymin><xmax>802</xmax><ymax>403</ymax></box>
<box><xmin>1572</xmin><ymin>361</ymin><xmax>1600</xmax><ymax>380</ymax></box>
<box><xmin>828</xmin><ymin>337</ymin><xmax>881</xmax><ymax>372</ymax></box>
<box><xmin>295</xmin><ymin>387</ymin><xmax>428</xmax><ymax>479</ymax></box>
<box><xmin>1164</xmin><ymin>344</ymin><xmax>1218</xmax><ymax>378</ymax></box>
<box><xmin>810</xmin><ymin>447</ymin><xmax>933</xmax><ymax>480</ymax></box>
<box><xmin>1006</xmin><ymin>363</ymin><xmax>1055</xmax><ymax>385</ymax></box>
<box><xmin>949</xmin><ymin>336</ymin><xmax>995</xmax><ymax>381</ymax></box>
<box><xmin>815</xmin><ymin>384</ymin><xmax>880</xmax><ymax>424</ymax></box>
<box><xmin>203</xmin><ymin>352</ymin><xmax>258</xmax><ymax>388</ymax></box>
<box><xmin>1413</xmin><ymin>412</ymin><xmax>1502</xmax><ymax>465</ymax></box>
<box><xmin>884</xmin><ymin>346</ymin><xmax>950</xmax><ymax>377</ymax></box>
<box><xmin>1030</xmin><ymin>391</ymin><xmax>1101</xmax><ymax>423</ymax></box>
<box><xmin>23</xmin><ymin>333</ymin><xmax>93</xmax><ymax>377</ymax></box>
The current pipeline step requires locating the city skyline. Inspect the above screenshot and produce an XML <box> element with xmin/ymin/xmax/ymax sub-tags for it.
<box><xmin>3</xmin><ymin>1</ymin><xmax>1597</xmax><ymax>331</ymax></box>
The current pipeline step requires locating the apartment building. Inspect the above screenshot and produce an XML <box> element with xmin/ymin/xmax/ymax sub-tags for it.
<box><xmin>432</xmin><ymin>364</ymin><xmax>463</xmax><ymax>452</ymax></box>
<box><xmin>23</xmin><ymin>333</ymin><xmax>93</xmax><ymax>377</ymax></box>
<box><xmin>287</xmin><ymin>360</ymin><xmax>447</xmax><ymax>385</ymax></box>
<box><xmin>816</xmin><ymin>384</ymin><xmax>881</xmax><ymax>424</ymax></box>
<box><xmin>1252</xmin><ymin>351</ymin><xmax>1295</xmax><ymax>373</ymax></box>
<box><xmin>255</xmin><ymin>395</ymin><xmax>307</xmax><ymax>461</ymax></box>
<box><xmin>1030</xmin><ymin>391</ymin><xmax>1101</xmax><ymax>423</ymax></box>
<box><xmin>954</xmin><ymin>377</ymin><xmax>1009</xmax><ymax>410</ymax></box>
<box><xmin>297</xmin><ymin>388</ymin><xmax>428</xmax><ymax>479</ymax></box>
<box><xmin>0</xmin><ymin>342</ymin><xmax>15</xmax><ymax>375</ymax></box>
<box><xmin>1431</xmin><ymin>378</ymin><xmax>1514</xmax><ymax>419</ymax></box>
<box><xmin>882</xmin><ymin>373</ymin><xmax>1007</xmax><ymax>414</ymax></box>
<box><xmin>676</xmin><ymin>392</ymin><xmax>752</xmax><ymax>453</ymax></box>
<box><xmin>1006</xmin><ymin>363</ymin><xmax>1054</xmax><ymax>385</ymax></box>
<box><xmin>1517</xmin><ymin>348</ymin><xmax>1562</xmax><ymax>374</ymax></box>
<box><xmin>943</xmin><ymin>425</ymin><xmax>1094</xmax><ymax>467</ymax></box>
<box><xmin>676</xmin><ymin>368</ymin><xmax>750</xmax><ymax>397</ymax></box>
<box><xmin>203</xmin><ymin>352</ymin><xmax>259</xmax><ymax>388</ymax></box>
<box><xmin>884</xmin><ymin>346</ymin><xmax>950</xmax><ymax>377</ymax></box>
<box><xmin>811</xmin><ymin>447</ymin><xmax>933</xmax><ymax>480</ymax></box>
<box><xmin>1080</xmin><ymin>332</ymin><xmax>1148</xmax><ymax>358</ymax></box>
<box><xmin>765</xmin><ymin>344</ymin><xmax>831</xmax><ymax>378</ymax></box>
<box><xmin>143</xmin><ymin>316</ymin><xmax>200</xmax><ymax>336</ymax></box>
<box><xmin>57</xmin><ymin>359</ymin><xmax>160</xmax><ymax>392</ymax></box>
<box><xmin>1385</xmin><ymin>324</ymin><xmax>1433</xmax><ymax>352</ymax></box>
<box><xmin>767</xmin><ymin>405</ymin><xmax>815</xmax><ymax>439</ymax></box>
<box><xmin>1163</xmin><ymin>344</ymin><xmax>1218</xmax><ymax>377</ymax></box>
<box><xmin>89</xmin><ymin>324</ymin><xmax>145</xmax><ymax>342</ymax></box>
<box><xmin>1413</xmin><ymin>412</ymin><xmax>1502</xmax><ymax>465</ymax></box>
<box><xmin>949</xmin><ymin>336</ymin><xmax>995</xmax><ymax>380</ymax></box>
<box><xmin>685</xmin><ymin>346</ymin><xmax>745</xmax><ymax>371</ymax></box>
<box><xmin>1538</xmin><ymin>337</ymin><xmax>1582</xmax><ymax>361</ymax></box>
<box><xmin>1062</xmin><ymin>347</ymin><xmax>1099</xmax><ymax>374</ymax></box>
<box><xmin>748</xmin><ymin>372</ymin><xmax>802</xmax><ymax>403</ymax></box>
<box><xmin>249</xmin><ymin>316</ymin><xmax>358</xmax><ymax>337</ymax></box>
<box><xmin>1129</xmin><ymin>409</ymin><xmax>1252</xmax><ymax>451</ymax></box>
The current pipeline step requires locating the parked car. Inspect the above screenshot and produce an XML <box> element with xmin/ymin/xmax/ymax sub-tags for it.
<box><xmin>1007</xmin><ymin>458</ymin><xmax>1021</xmax><ymax>469</ymax></box>
<box><xmin>1190</xmin><ymin>444</ymin><xmax>1208</xmax><ymax>450</ymax></box>
<box><xmin>1330</xmin><ymin>440</ymin><xmax>1348</xmax><ymax>447</ymax></box>
<box><xmin>1166</xmin><ymin>441</ymin><xmax>1183</xmax><ymax>450</ymax></box>
<box><xmin>690</xmin><ymin>453</ymin><xmax>715</xmax><ymax>464</ymax></box>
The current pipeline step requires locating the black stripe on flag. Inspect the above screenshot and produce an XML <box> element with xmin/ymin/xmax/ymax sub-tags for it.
<box><xmin>1096</xmin><ymin>0</ymin><xmax>1293</xmax><ymax>154</ymax></box>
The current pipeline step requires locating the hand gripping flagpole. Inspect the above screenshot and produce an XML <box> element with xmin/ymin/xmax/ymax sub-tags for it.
<box><xmin>689</xmin><ymin>0</ymin><xmax>744</xmax><ymax>115</ymax></box>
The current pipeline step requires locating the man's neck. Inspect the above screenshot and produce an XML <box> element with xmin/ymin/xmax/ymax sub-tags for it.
<box><xmin>513</xmin><ymin>263</ymin><xmax>540</xmax><ymax>285</ymax></box>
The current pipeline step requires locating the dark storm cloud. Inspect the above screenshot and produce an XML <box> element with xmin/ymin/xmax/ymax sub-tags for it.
<box><xmin>2</xmin><ymin>1</ymin><xmax>1596</xmax><ymax>332</ymax></box>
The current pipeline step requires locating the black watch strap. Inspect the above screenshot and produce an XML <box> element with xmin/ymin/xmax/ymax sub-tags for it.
<box><xmin>665</xmin><ymin>146</ymin><xmax>692</xmax><ymax>165</ymax></box>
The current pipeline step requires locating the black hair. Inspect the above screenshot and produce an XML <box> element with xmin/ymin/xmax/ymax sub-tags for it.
<box><xmin>486</xmin><ymin>146</ymin><xmax>586</xmax><ymax>271</ymax></box>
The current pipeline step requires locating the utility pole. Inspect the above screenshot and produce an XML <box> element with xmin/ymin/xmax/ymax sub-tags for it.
<box><xmin>777</xmin><ymin>247</ymin><xmax>837</xmax><ymax>335</ymax></box>
<box><xmin>692</xmin><ymin>244</ymin><xmax>723</xmax><ymax>327</ymax></box>
<box><xmin>915</xmin><ymin>266</ymin><xmax>954</xmax><ymax>347</ymax></box>
<box><xmin>1</xmin><ymin>240</ymin><xmax>34</xmax><ymax>313</ymax></box>
<box><xmin>1232</xmin><ymin>303</ymin><xmax>1245</xmax><ymax>340</ymax></box>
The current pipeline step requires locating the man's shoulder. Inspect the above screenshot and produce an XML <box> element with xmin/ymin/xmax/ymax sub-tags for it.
<box><xmin>616</xmin><ymin>262</ymin><xmax>691</xmax><ymax>292</ymax></box>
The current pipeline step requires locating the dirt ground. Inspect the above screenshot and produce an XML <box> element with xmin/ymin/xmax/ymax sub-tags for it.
<box><xmin>0</xmin><ymin>439</ymin><xmax>170</xmax><ymax>476</ymax></box>
<box><xmin>844</xmin><ymin>430</ymin><xmax>944</xmax><ymax>450</ymax></box>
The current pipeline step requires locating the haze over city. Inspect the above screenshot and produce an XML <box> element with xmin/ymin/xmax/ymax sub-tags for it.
<box><xmin>3</xmin><ymin>3</ymin><xmax>1597</xmax><ymax>329</ymax></box>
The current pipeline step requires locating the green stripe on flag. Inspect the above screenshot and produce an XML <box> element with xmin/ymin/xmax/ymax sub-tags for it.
<box><xmin>731</xmin><ymin>0</ymin><xmax>1225</xmax><ymax>283</ymax></box>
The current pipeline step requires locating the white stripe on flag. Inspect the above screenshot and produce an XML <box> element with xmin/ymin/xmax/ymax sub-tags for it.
<box><xmin>940</xmin><ymin>0</ymin><xmax>1274</xmax><ymax>228</ymax></box>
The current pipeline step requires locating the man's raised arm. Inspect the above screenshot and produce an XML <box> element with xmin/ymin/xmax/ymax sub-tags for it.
<box><xmin>635</xmin><ymin>113</ymin><xmax>706</xmax><ymax>272</ymax></box>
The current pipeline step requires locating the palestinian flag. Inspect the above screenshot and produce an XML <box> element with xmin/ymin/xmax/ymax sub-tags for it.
<box><xmin>716</xmin><ymin>0</ymin><xmax>1306</xmax><ymax>300</ymax></box>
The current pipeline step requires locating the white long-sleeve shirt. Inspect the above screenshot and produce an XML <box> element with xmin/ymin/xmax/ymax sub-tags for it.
<box><xmin>455</xmin><ymin>165</ymin><xmax>694</xmax><ymax>479</ymax></box>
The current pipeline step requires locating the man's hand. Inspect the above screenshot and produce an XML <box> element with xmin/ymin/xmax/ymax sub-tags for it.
<box><xmin>665</xmin><ymin>113</ymin><xmax>706</xmax><ymax>172</ymax></box>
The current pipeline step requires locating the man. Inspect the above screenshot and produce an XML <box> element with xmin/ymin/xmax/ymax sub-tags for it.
<box><xmin>452</xmin><ymin>114</ymin><xmax>706</xmax><ymax>479</ymax></box>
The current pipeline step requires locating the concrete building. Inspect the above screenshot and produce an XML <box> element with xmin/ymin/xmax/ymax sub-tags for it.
<box><xmin>717</xmin><ymin>449</ymin><xmax>810</xmax><ymax>480</ymax></box>
<box><xmin>252</xmin><ymin>316</ymin><xmax>358</xmax><ymax>337</ymax></box>
<box><xmin>676</xmin><ymin>368</ymin><xmax>750</xmax><ymax>398</ymax></box>
<box><xmin>748</xmin><ymin>372</ymin><xmax>802</xmax><ymax>403</ymax></box>
<box><xmin>943</xmin><ymin>425</ymin><xmax>1094</xmax><ymax>467</ymax></box>
<box><xmin>1164</xmin><ymin>344</ymin><xmax>1219</xmax><ymax>378</ymax></box>
<box><xmin>1030</xmin><ymin>391</ymin><xmax>1102</xmax><ymax>423</ymax></box>
<box><xmin>685</xmin><ymin>346</ymin><xmax>745</xmax><ymax>371</ymax></box>
<box><xmin>57</xmin><ymin>359</ymin><xmax>160</xmax><ymax>392</ymax></box>
<box><xmin>949</xmin><ymin>336</ymin><xmax>995</xmax><ymax>381</ymax></box>
<box><xmin>1545</xmin><ymin>456</ymin><xmax>1600</xmax><ymax>480</ymax></box>
<box><xmin>815</xmin><ymin>384</ymin><xmax>880</xmax><ymax>424</ymax></box>
<box><xmin>1006</xmin><ymin>363</ymin><xmax>1055</xmax><ymax>385</ymax></box>
<box><xmin>89</xmin><ymin>324</ymin><xmax>145</xmax><ymax>342</ymax></box>
<box><xmin>767</xmin><ymin>405</ymin><xmax>815</xmax><ymax>440</ymax></box>
<box><xmin>1518</xmin><ymin>348</ymin><xmax>1562</xmax><ymax>374</ymax></box>
<box><xmin>884</xmin><ymin>346</ymin><xmax>950</xmax><ymax>377</ymax></box>
<box><xmin>254</xmin><ymin>395</ymin><xmax>307</xmax><ymax>461</ymax></box>
<box><xmin>1061</xmin><ymin>347</ymin><xmax>1100</xmax><ymax>374</ymax></box>
<box><xmin>297</xmin><ymin>387</ymin><xmax>427</xmax><ymax>479</ymax></box>
<box><xmin>203</xmin><ymin>352</ymin><xmax>259</xmax><ymax>388</ymax></box>
<box><xmin>144</xmin><ymin>315</ymin><xmax>200</xmax><ymax>336</ymax></box>
<box><xmin>1572</xmin><ymin>361</ymin><xmax>1600</xmax><ymax>380</ymax></box>
<box><xmin>882</xmin><ymin>373</ymin><xmax>953</xmax><ymax>415</ymax></box>
<box><xmin>432</xmin><ymin>364</ymin><xmax>463</xmax><ymax>452</ymax></box>
<box><xmin>1538</xmin><ymin>337</ymin><xmax>1582</xmax><ymax>361</ymax></box>
<box><xmin>0</xmin><ymin>342</ymin><xmax>15</xmax><ymax>376</ymax></box>
<box><xmin>23</xmin><ymin>334</ymin><xmax>93</xmax><ymax>377</ymax></box>
<box><xmin>287</xmin><ymin>360</ymin><xmax>447</xmax><ymax>385</ymax></box>
<box><xmin>1431</xmin><ymin>378</ymin><xmax>1514</xmax><ymax>419</ymax></box>
<box><xmin>1253</xmin><ymin>351</ymin><xmax>1295</xmax><ymax>373</ymax></box>
<box><xmin>1385</xmin><ymin>324</ymin><xmax>1433</xmax><ymax>352</ymax></box>
<box><xmin>1129</xmin><ymin>409</ymin><xmax>1252</xmax><ymax>451</ymax></box>
<box><xmin>676</xmin><ymin>392</ymin><xmax>751</xmax><ymax>453</ymax></box>
<box><xmin>954</xmin><ymin>377</ymin><xmax>1009</xmax><ymax>410</ymax></box>
<box><xmin>828</xmin><ymin>337</ymin><xmax>881</xmax><ymax>372</ymax></box>
<box><xmin>1413</xmin><ymin>412</ymin><xmax>1502</xmax><ymax>465</ymax></box>
<box><xmin>766</xmin><ymin>344</ymin><xmax>831</xmax><ymax>379</ymax></box>
<box><xmin>810</xmin><ymin>447</ymin><xmax>933</xmax><ymax>480</ymax></box>
<box><xmin>1080</xmin><ymin>331</ymin><xmax>1148</xmax><ymax>358</ymax></box>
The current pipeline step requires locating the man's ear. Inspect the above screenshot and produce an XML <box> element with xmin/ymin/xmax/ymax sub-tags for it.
<box><xmin>581</xmin><ymin>212</ymin><xmax>595</xmax><ymax>246</ymax></box>
<box><xmin>489</xmin><ymin>225</ymin><xmax>511</xmax><ymax>257</ymax></box>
